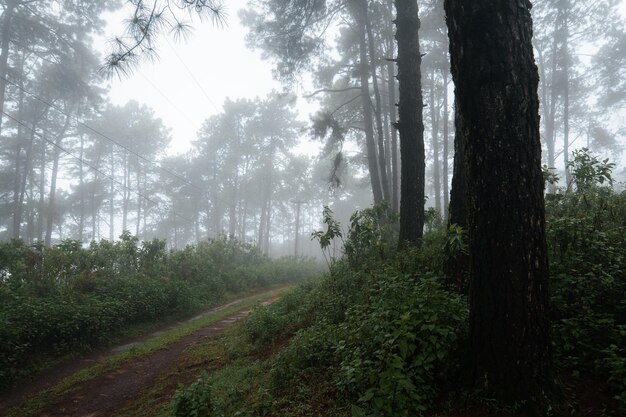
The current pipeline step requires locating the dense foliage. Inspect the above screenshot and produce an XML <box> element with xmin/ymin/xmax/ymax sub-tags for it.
<box><xmin>0</xmin><ymin>234</ymin><xmax>319</xmax><ymax>391</ymax></box>
<box><xmin>168</xmin><ymin>151</ymin><xmax>626</xmax><ymax>416</ymax></box>
<box><xmin>547</xmin><ymin>152</ymin><xmax>626</xmax><ymax>405</ymax></box>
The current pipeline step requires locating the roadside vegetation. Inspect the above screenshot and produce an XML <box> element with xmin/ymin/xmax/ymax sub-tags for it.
<box><xmin>0</xmin><ymin>235</ymin><xmax>319</xmax><ymax>391</ymax></box>
<box><xmin>168</xmin><ymin>150</ymin><xmax>626</xmax><ymax>416</ymax></box>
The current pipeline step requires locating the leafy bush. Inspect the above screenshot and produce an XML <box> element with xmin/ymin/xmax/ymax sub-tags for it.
<box><xmin>547</xmin><ymin>151</ymin><xmax>626</xmax><ymax>405</ymax></box>
<box><xmin>337</xmin><ymin>274</ymin><xmax>467</xmax><ymax>417</ymax></box>
<box><xmin>170</xmin><ymin>372</ymin><xmax>214</xmax><ymax>417</ymax></box>
<box><xmin>0</xmin><ymin>235</ymin><xmax>319</xmax><ymax>391</ymax></box>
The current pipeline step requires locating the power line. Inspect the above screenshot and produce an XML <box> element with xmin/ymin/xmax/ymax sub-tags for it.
<box><xmin>1</xmin><ymin>75</ymin><xmax>206</xmax><ymax>194</ymax></box>
<box><xmin>2</xmin><ymin>110</ymin><xmax>196</xmax><ymax>225</ymax></box>
<box><xmin>164</xmin><ymin>37</ymin><xmax>220</xmax><ymax>113</ymax></box>
<box><xmin>138</xmin><ymin>72</ymin><xmax>198</xmax><ymax>126</ymax></box>
<box><xmin>1</xmin><ymin>75</ymin><xmax>241</xmax><ymax>209</ymax></box>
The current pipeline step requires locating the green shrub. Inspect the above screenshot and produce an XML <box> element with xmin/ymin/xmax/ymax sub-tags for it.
<box><xmin>338</xmin><ymin>274</ymin><xmax>468</xmax><ymax>417</ymax></box>
<box><xmin>169</xmin><ymin>372</ymin><xmax>214</xmax><ymax>417</ymax></box>
<box><xmin>547</xmin><ymin>152</ymin><xmax>626</xmax><ymax>406</ymax></box>
<box><xmin>0</xmin><ymin>235</ymin><xmax>319</xmax><ymax>391</ymax></box>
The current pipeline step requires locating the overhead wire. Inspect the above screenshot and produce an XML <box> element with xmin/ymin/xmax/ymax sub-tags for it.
<box><xmin>2</xmin><ymin>110</ymin><xmax>197</xmax><ymax>225</ymax></box>
<box><xmin>0</xmin><ymin>75</ymin><xmax>207</xmax><ymax>194</ymax></box>
<box><xmin>163</xmin><ymin>37</ymin><xmax>221</xmax><ymax>113</ymax></box>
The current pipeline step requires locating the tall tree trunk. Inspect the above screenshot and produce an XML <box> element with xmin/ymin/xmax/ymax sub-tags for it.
<box><xmin>448</xmin><ymin>100</ymin><xmax>466</xmax><ymax>227</ymax></box>
<box><xmin>539</xmin><ymin>20</ymin><xmax>560</xmax><ymax>193</ymax></box>
<box><xmin>442</xmin><ymin>70</ymin><xmax>450</xmax><ymax>220</ymax></box>
<box><xmin>562</xmin><ymin>7</ymin><xmax>571</xmax><ymax>187</ymax></box>
<box><xmin>354</xmin><ymin>1</ymin><xmax>383</xmax><ymax>204</ymax></box>
<box><xmin>136</xmin><ymin>164</ymin><xmax>142</xmax><ymax>237</ymax></box>
<box><xmin>17</xmin><ymin>122</ymin><xmax>35</xmax><ymax>239</ymax></box>
<box><xmin>395</xmin><ymin>0</ymin><xmax>425</xmax><ymax>247</ymax></box>
<box><xmin>36</xmin><ymin>139</ymin><xmax>46</xmax><ymax>242</ymax></box>
<box><xmin>109</xmin><ymin>147</ymin><xmax>115</xmax><ymax>241</ymax></box>
<box><xmin>45</xmin><ymin>115</ymin><xmax>71</xmax><ymax>247</ymax></box>
<box><xmin>26</xmin><ymin>167</ymin><xmax>35</xmax><ymax>243</ymax></box>
<box><xmin>11</xmin><ymin>72</ymin><xmax>25</xmax><ymax>238</ymax></box>
<box><xmin>122</xmin><ymin>150</ymin><xmax>129</xmax><ymax>232</ymax></box>
<box><xmin>0</xmin><ymin>0</ymin><xmax>15</xmax><ymax>134</ymax></box>
<box><xmin>386</xmin><ymin>0</ymin><xmax>400</xmax><ymax>212</ymax></box>
<box><xmin>365</xmin><ymin>8</ymin><xmax>390</xmax><ymax>201</ymax></box>
<box><xmin>78</xmin><ymin>134</ymin><xmax>85</xmax><ymax>242</ymax></box>
<box><xmin>445</xmin><ymin>0</ymin><xmax>551</xmax><ymax>403</ymax></box>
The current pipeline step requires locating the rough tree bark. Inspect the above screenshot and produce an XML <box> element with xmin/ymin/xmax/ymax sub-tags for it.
<box><xmin>445</xmin><ymin>0</ymin><xmax>551</xmax><ymax>404</ymax></box>
<box><xmin>395</xmin><ymin>0</ymin><xmax>425</xmax><ymax>247</ymax></box>
<box><xmin>447</xmin><ymin>99</ymin><xmax>466</xmax><ymax>228</ymax></box>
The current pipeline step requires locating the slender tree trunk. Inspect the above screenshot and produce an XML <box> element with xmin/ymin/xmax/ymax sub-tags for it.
<box><xmin>11</xmin><ymin>73</ymin><xmax>25</xmax><ymax>238</ymax></box>
<box><xmin>0</xmin><ymin>0</ymin><xmax>15</xmax><ymax>134</ymax></box>
<box><xmin>26</xmin><ymin>168</ymin><xmax>35</xmax><ymax>243</ymax></box>
<box><xmin>395</xmin><ymin>0</ymin><xmax>425</xmax><ymax>247</ymax></box>
<box><xmin>109</xmin><ymin>147</ymin><xmax>115</xmax><ymax>241</ymax></box>
<box><xmin>429</xmin><ymin>71</ymin><xmax>441</xmax><ymax>214</ymax></box>
<box><xmin>541</xmin><ymin>22</ymin><xmax>560</xmax><ymax>193</ymax></box>
<box><xmin>36</xmin><ymin>139</ymin><xmax>46</xmax><ymax>242</ymax></box>
<box><xmin>122</xmin><ymin>151</ymin><xmax>129</xmax><ymax>233</ymax></box>
<box><xmin>445</xmin><ymin>0</ymin><xmax>551</xmax><ymax>403</ymax></box>
<box><xmin>442</xmin><ymin>70</ymin><xmax>450</xmax><ymax>219</ymax></box>
<box><xmin>388</xmin><ymin>61</ymin><xmax>400</xmax><ymax>212</ymax></box>
<box><xmin>365</xmin><ymin>9</ymin><xmax>390</xmax><ymax>201</ymax></box>
<box><xmin>562</xmin><ymin>9</ymin><xmax>571</xmax><ymax>186</ymax></box>
<box><xmin>136</xmin><ymin>165</ymin><xmax>142</xmax><ymax>237</ymax></box>
<box><xmin>17</xmin><ymin>121</ymin><xmax>36</xmax><ymax>239</ymax></box>
<box><xmin>78</xmin><ymin>134</ymin><xmax>85</xmax><ymax>242</ymax></box>
<box><xmin>354</xmin><ymin>1</ymin><xmax>383</xmax><ymax>204</ymax></box>
<box><xmin>45</xmin><ymin>115</ymin><xmax>71</xmax><ymax>247</ymax></box>
<box><xmin>385</xmin><ymin>0</ymin><xmax>400</xmax><ymax>211</ymax></box>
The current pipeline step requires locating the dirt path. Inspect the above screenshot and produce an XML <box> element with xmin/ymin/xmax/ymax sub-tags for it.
<box><xmin>0</xmin><ymin>289</ymin><xmax>283</xmax><ymax>417</ymax></box>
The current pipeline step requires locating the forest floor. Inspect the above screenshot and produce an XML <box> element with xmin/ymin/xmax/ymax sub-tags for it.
<box><xmin>0</xmin><ymin>286</ymin><xmax>288</xmax><ymax>417</ymax></box>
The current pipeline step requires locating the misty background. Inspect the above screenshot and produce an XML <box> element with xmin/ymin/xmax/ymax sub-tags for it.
<box><xmin>0</xmin><ymin>0</ymin><xmax>625</xmax><ymax>257</ymax></box>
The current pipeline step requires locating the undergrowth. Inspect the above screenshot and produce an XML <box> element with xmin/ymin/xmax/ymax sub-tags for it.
<box><xmin>0</xmin><ymin>234</ymin><xmax>319</xmax><ymax>390</ymax></box>
<box><xmin>169</xmin><ymin>150</ymin><xmax>625</xmax><ymax>417</ymax></box>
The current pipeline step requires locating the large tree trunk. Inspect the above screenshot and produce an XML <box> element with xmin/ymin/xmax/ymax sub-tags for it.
<box><xmin>395</xmin><ymin>0</ymin><xmax>425</xmax><ymax>247</ymax></box>
<box><xmin>447</xmin><ymin>100</ymin><xmax>466</xmax><ymax>227</ymax></box>
<box><xmin>445</xmin><ymin>0</ymin><xmax>551</xmax><ymax>403</ymax></box>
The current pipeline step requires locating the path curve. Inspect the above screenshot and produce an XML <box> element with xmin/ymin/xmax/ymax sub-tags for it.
<box><xmin>0</xmin><ymin>289</ymin><xmax>282</xmax><ymax>416</ymax></box>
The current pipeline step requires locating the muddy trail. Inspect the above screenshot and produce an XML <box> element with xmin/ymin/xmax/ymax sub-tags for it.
<box><xmin>0</xmin><ymin>288</ymin><xmax>284</xmax><ymax>417</ymax></box>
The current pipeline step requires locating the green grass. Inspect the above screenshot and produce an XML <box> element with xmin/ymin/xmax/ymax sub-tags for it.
<box><xmin>3</xmin><ymin>286</ymin><xmax>290</xmax><ymax>417</ymax></box>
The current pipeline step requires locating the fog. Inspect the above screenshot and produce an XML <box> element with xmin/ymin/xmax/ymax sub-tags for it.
<box><xmin>0</xmin><ymin>0</ymin><xmax>624</xmax><ymax>258</ymax></box>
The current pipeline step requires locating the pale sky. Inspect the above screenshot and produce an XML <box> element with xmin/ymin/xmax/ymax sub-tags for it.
<box><xmin>100</xmin><ymin>2</ymin><xmax>626</xmax><ymax>167</ymax></box>
<box><xmin>100</xmin><ymin>3</ymin><xmax>318</xmax><ymax>156</ymax></box>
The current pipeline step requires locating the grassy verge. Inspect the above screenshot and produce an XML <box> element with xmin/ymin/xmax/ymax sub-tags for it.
<box><xmin>3</xmin><ymin>286</ymin><xmax>291</xmax><ymax>417</ymax></box>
